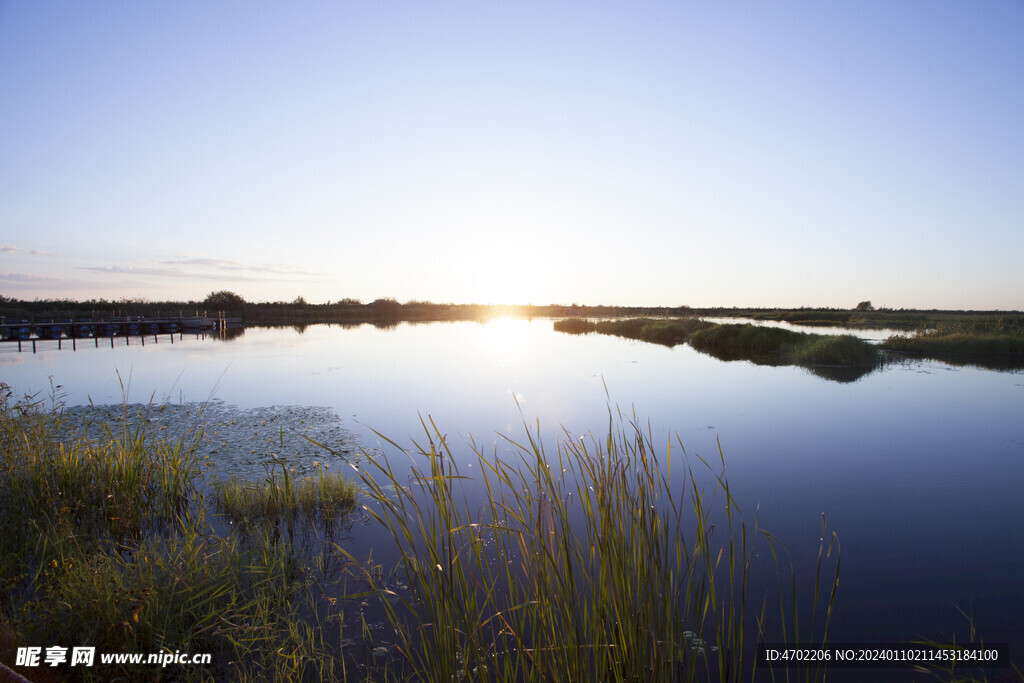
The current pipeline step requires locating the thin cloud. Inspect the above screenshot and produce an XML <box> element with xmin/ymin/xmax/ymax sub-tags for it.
<box><xmin>0</xmin><ymin>270</ymin><xmax>96</xmax><ymax>287</ymax></box>
<box><xmin>0</xmin><ymin>245</ymin><xmax>55</xmax><ymax>256</ymax></box>
<box><xmin>162</xmin><ymin>257</ymin><xmax>250</xmax><ymax>271</ymax></box>
<box><xmin>163</xmin><ymin>256</ymin><xmax>318</xmax><ymax>276</ymax></box>
<box><xmin>76</xmin><ymin>262</ymin><xmax>317</xmax><ymax>283</ymax></box>
<box><xmin>77</xmin><ymin>265</ymin><xmax>265</xmax><ymax>282</ymax></box>
<box><xmin>78</xmin><ymin>265</ymin><xmax>179</xmax><ymax>276</ymax></box>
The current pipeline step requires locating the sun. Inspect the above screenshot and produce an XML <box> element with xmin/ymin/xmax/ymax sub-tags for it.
<box><xmin>470</xmin><ymin>279</ymin><xmax>530</xmax><ymax>306</ymax></box>
<box><xmin>465</xmin><ymin>262</ymin><xmax>549</xmax><ymax>307</ymax></box>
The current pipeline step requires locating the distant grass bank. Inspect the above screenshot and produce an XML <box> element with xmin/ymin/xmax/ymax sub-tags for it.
<box><xmin>880</xmin><ymin>317</ymin><xmax>1024</xmax><ymax>369</ymax></box>
<box><xmin>4</xmin><ymin>294</ymin><xmax>1019</xmax><ymax>332</ymax></box>
<box><xmin>718</xmin><ymin>308</ymin><xmax>1024</xmax><ymax>331</ymax></box>
<box><xmin>557</xmin><ymin>314</ymin><xmax>1024</xmax><ymax>374</ymax></box>
<box><xmin>883</xmin><ymin>332</ymin><xmax>1024</xmax><ymax>362</ymax></box>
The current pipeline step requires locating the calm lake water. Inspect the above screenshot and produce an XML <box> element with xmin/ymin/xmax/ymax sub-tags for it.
<box><xmin>3</xmin><ymin>318</ymin><xmax>1023</xmax><ymax>674</ymax></box>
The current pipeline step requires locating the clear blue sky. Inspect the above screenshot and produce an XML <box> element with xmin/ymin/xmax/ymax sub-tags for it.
<box><xmin>2</xmin><ymin>1</ymin><xmax>1022</xmax><ymax>309</ymax></box>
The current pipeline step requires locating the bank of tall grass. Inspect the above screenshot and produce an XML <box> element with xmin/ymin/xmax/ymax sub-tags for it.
<box><xmin>883</xmin><ymin>332</ymin><xmax>1024</xmax><ymax>359</ymax></box>
<box><xmin>553</xmin><ymin>317</ymin><xmax>715</xmax><ymax>346</ymax></box>
<box><xmin>345</xmin><ymin>411</ymin><xmax>841</xmax><ymax>682</ymax></box>
<box><xmin>0</xmin><ymin>384</ymin><xmax>359</xmax><ymax>682</ymax></box>
<box><xmin>882</xmin><ymin>317</ymin><xmax>1024</xmax><ymax>369</ymax></box>
<box><xmin>689</xmin><ymin>324</ymin><xmax>879</xmax><ymax>367</ymax></box>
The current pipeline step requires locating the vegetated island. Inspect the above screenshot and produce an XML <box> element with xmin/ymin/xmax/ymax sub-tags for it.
<box><xmin>554</xmin><ymin>314</ymin><xmax>1024</xmax><ymax>380</ymax></box>
<box><xmin>554</xmin><ymin>318</ymin><xmax>884</xmax><ymax>382</ymax></box>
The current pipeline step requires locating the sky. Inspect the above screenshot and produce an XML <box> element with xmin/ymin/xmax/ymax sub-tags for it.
<box><xmin>1</xmin><ymin>1</ymin><xmax>1022</xmax><ymax>310</ymax></box>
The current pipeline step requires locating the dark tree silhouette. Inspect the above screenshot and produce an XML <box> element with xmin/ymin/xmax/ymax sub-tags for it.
<box><xmin>203</xmin><ymin>290</ymin><xmax>246</xmax><ymax>310</ymax></box>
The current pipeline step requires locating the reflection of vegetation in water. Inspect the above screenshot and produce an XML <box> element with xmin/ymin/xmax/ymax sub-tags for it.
<box><xmin>556</xmin><ymin>318</ymin><xmax>882</xmax><ymax>382</ymax></box>
<box><xmin>346</xmin><ymin>411</ymin><xmax>840</xmax><ymax>682</ymax></box>
<box><xmin>692</xmin><ymin>324</ymin><xmax>883</xmax><ymax>381</ymax></box>
<box><xmin>558</xmin><ymin>313</ymin><xmax>1024</xmax><ymax>376</ymax></box>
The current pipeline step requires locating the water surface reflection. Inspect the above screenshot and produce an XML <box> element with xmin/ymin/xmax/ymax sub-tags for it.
<box><xmin>2</xmin><ymin>319</ymin><xmax>1022</xmax><ymax>672</ymax></box>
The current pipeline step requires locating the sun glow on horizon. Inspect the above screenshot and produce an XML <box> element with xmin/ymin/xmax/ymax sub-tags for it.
<box><xmin>476</xmin><ymin>316</ymin><xmax>542</xmax><ymax>366</ymax></box>
<box><xmin>461</xmin><ymin>260</ymin><xmax>548</xmax><ymax>307</ymax></box>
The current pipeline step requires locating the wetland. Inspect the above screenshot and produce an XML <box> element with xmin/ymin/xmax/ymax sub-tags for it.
<box><xmin>1</xmin><ymin>312</ymin><xmax>1022</xmax><ymax>681</ymax></box>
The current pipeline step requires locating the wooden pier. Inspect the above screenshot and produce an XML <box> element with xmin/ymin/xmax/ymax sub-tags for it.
<box><xmin>0</xmin><ymin>314</ymin><xmax>242</xmax><ymax>351</ymax></box>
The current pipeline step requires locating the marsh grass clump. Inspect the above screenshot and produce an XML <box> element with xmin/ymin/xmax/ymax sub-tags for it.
<box><xmin>632</xmin><ymin>318</ymin><xmax>715</xmax><ymax>346</ymax></box>
<box><xmin>554</xmin><ymin>317</ymin><xmax>715</xmax><ymax>347</ymax></box>
<box><xmin>595</xmin><ymin>317</ymin><xmax>650</xmax><ymax>338</ymax></box>
<box><xmin>883</xmin><ymin>326</ymin><xmax>1024</xmax><ymax>369</ymax></box>
<box><xmin>560</xmin><ymin>320</ymin><xmax>882</xmax><ymax>380</ymax></box>
<box><xmin>688</xmin><ymin>324</ymin><xmax>882</xmax><ymax>381</ymax></box>
<box><xmin>689</xmin><ymin>323</ymin><xmax>808</xmax><ymax>360</ymax></box>
<box><xmin>213</xmin><ymin>457</ymin><xmax>358</xmax><ymax>527</ymax></box>
<box><xmin>794</xmin><ymin>334</ymin><xmax>880</xmax><ymax>366</ymax></box>
<box><xmin>593</xmin><ymin>317</ymin><xmax>715</xmax><ymax>346</ymax></box>
<box><xmin>556</xmin><ymin>318</ymin><xmax>881</xmax><ymax>373</ymax></box>
<box><xmin>0</xmin><ymin>384</ymin><xmax>358</xmax><ymax>682</ymax></box>
<box><xmin>25</xmin><ymin>516</ymin><xmax>343</xmax><ymax>682</ymax></box>
<box><xmin>347</xmin><ymin>410</ymin><xmax>840</xmax><ymax>682</ymax></box>
<box><xmin>552</xmin><ymin>318</ymin><xmax>598</xmax><ymax>335</ymax></box>
<box><xmin>0</xmin><ymin>391</ymin><xmax>204</xmax><ymax>551</ymax></box>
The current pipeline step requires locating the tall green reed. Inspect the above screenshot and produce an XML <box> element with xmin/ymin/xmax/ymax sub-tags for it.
<box><xmin>212</xmin><ymin>456</ymin><xmax>357</xmax><ymax>535</ymax></box>
<box><xmin>347</xmin><ymin>407</ymin><xmax>840</xmax><ymax>682</ymax></box>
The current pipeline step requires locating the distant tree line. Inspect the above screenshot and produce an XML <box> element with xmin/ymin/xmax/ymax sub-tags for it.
<box><xmin>0</xmin><ymin>292</ymin><xmax>1018</xmax><ymax>327</ymax></box>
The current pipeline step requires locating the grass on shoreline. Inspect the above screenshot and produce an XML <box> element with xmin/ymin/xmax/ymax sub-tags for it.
<box><xmin>0</xmin><ymin>385</ymin><xmax>358</xmax><ymax>682</ymax></box>
<box><xmin>881</xmin><ymin>317</ymin><xmax>1024</xmax><ymax>369</ymax></box>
